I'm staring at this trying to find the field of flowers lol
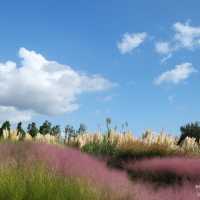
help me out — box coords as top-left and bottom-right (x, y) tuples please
(0, 126), (200, 199)
(0, 142), (134, 200)
(75, 129), (200, 199)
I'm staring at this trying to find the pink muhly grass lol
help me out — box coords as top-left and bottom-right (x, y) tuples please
(0, 142), (198, 200)
(22, 142), (134, 198)
(0, 142), (20, 166)
(127, 157), (200, 179)
(0, 142), (134, 199)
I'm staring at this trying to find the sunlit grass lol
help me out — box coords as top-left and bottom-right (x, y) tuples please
(0, 142), (133, 200)
(0, 165), (102, 200)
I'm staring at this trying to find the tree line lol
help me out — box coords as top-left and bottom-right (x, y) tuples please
(0, 120), (87, 141)
(1, 118), (200, 145)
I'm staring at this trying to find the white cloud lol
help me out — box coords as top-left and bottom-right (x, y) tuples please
(0, 106), (32, 123)
(155, 21), (200, 59)
(0, 48), (115, 122)
(155, 42), (172, 55)
(173, 21), (200, 49)
(160, 54), (172, 64)
(154, 63), (197, 85)
(117, 32), (147, 54)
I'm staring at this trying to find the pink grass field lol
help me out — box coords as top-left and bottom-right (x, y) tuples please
(0, 142), (199, 200)
(127, 157), (200, 179)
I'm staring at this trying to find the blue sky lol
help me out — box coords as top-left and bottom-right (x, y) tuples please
(0, 0), (199, 136)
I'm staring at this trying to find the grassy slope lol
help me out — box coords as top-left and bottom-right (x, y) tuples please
(0, 166), (102, 200)
(0, 141), (132, 200)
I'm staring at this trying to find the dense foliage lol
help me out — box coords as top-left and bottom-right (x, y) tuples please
(178, 122), (200, 145)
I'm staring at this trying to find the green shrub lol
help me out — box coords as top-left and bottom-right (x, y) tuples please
(178, 122), (200, 145)
(107, 142), (179, 169)
(82, 135), (117, 157)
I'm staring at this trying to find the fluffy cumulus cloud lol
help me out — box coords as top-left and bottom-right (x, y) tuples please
(0, 106), (32, 123)
(0, 48), (115, 122)
(173, 21), (200, 49)
(155, 21), (200, 64)
(117, 32), (147, 54)
(154, 62), (197, 85)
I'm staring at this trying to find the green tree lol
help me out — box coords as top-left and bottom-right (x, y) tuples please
(1, 121), (11, 132)
(70, 127), (77, 140)
(17, 122), (26, 138)
(27, 122), (38, 138)
(77, 123), (87, 135)
(39, 120), (52, 135)
(178, 122), (200, 145)
(0, 121), (11, 138)
(64, 125), (76, 142)
(51, 125), (61, 136)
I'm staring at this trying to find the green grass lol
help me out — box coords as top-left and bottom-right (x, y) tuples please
(81, 135), (117, 157)
(82, 140), (184, 169)
(0, 165), (106, 200)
